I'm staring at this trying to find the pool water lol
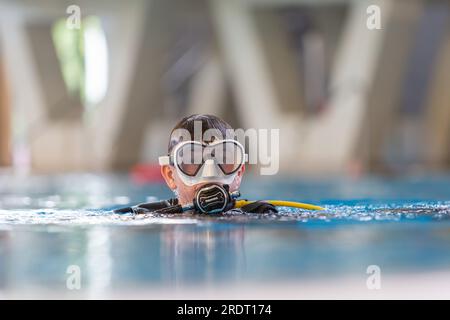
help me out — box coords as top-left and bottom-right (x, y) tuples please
(1, 173), (450, 296)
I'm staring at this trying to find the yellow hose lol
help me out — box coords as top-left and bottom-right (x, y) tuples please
(235, 200), (324, 211)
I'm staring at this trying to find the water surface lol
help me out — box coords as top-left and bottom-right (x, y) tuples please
(1, 173), (450, 293)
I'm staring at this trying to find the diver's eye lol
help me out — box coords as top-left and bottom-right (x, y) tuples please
(176, 143), (204, 176)
(210, 141), (244, 174)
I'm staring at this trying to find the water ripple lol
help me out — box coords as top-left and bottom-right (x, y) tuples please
(0, 202), (449, 226)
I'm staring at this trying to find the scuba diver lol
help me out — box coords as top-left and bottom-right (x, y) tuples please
(115, 114), (323, 215)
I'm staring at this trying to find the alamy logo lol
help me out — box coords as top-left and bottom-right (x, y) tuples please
(366, 5), (382, 30)
(66, 5), (81, 30)
(66, 265), (81, 290)
(366, 265), (381, 290)
(170, 121), (280, 175)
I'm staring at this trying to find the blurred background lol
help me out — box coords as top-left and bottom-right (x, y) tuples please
(0, 0), (449, 178)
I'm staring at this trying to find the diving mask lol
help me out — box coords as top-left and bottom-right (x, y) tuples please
(158, 139), (248, 186)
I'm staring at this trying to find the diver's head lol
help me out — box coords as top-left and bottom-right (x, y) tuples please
(159, 114), (246, 206)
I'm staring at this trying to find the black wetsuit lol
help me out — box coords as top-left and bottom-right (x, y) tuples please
(114, 198), (278, 214)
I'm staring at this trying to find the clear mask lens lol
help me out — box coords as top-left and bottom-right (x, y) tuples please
(208, 141), (244, 175)
(176, 143), (203, 176)
(175, 141), (244, 177)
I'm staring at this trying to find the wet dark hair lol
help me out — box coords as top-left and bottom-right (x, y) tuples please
(168, 114), (233, 153)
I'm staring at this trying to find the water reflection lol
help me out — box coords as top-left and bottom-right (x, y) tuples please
(0, 224), (249, 291)
(159, 226), (246, 285)
(1, 220), (450, 292)
(87, 227), (112, 295)
(2, 174), (450, 292)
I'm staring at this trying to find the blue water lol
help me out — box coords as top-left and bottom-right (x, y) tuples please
(1, 173), (450, 291)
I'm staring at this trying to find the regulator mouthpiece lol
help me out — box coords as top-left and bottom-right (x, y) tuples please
(192, 183), (240, 214)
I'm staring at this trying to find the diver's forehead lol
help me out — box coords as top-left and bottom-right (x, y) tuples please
(170, 127), (235, 143)
(170, 136), (219, 148)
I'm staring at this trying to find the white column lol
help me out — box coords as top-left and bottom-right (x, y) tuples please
(425, 25), (450, 169)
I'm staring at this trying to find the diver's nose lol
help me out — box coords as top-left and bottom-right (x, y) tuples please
(200, 159), (221, 177)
